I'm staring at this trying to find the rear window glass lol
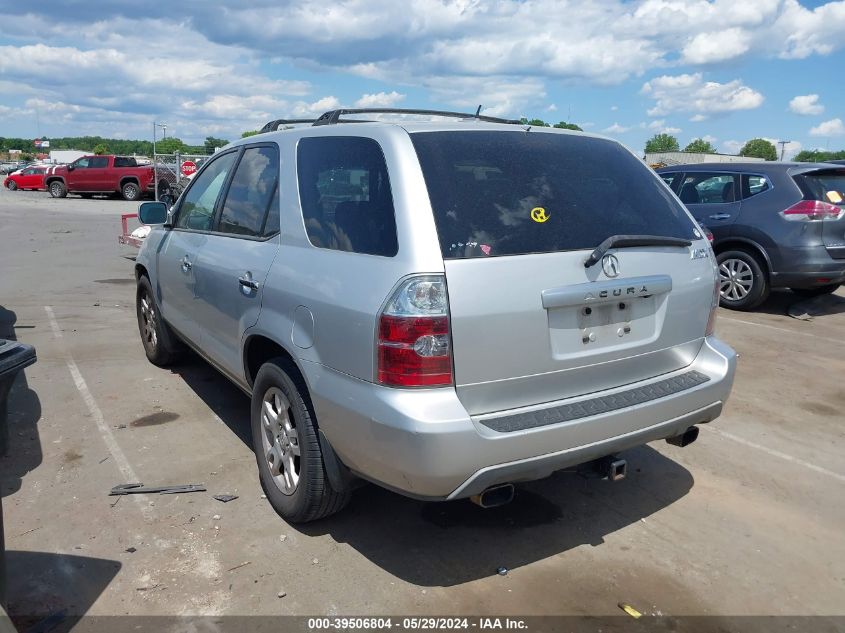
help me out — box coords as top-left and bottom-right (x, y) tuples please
(794, 170), (845, 206)
(297, 136), (398, 257)
(410, 131), (697, 259)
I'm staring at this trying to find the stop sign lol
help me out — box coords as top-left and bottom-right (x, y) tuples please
(180, 160), (197, 177)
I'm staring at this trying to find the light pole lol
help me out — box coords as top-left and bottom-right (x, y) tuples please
(778, 140), (791, 161)
(153, 122), (167, 199)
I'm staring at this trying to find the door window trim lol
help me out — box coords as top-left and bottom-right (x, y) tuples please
(170, 142), (281, 242)
(678, 172), (741, 205)
(211, 142), (281, 241)
(741, 173), (775, 200)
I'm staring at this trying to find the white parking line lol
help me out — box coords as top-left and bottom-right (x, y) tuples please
(704, 426), (845, 484)
(45, 305), (152, 519)
(719, 315), (845, 347)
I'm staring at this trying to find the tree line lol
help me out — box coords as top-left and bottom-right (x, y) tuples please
(4, 127), (841, 163)
(644, 133), (844, 162)
(0, 135), (230, 158)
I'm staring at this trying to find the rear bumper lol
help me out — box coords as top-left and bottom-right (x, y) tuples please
(770, 268), (845, 288)
(306, 336), (736, 500)
(770, 245), (845, 288)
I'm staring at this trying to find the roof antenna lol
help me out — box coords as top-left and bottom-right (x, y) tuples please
(475, 105), (482, 118)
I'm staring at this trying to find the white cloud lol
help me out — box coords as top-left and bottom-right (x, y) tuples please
(546, 104), (558, 112)
(0, 1), (844, 137)
(642, 73), (764, 117)
(603, 123), (631, 134)
(809, 118), (845, 137)
(354, 91), (405, 108)
(789, 94), (824, 115)
(610, 105), (619, 111)
(721, 140), (744, 155)
(647, 119), (682, 134)
(682, 28), (751, 64)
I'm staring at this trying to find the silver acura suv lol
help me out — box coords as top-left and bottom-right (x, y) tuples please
(135, 108), (736, 523)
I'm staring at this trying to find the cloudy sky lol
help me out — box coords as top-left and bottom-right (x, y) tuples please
(0, 0), (843, 157)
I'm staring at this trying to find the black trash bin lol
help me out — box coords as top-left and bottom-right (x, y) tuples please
(0, 338), (37, 609)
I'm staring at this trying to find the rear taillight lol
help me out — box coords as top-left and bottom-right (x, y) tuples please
(377, 275), (453, 387)
(781, 200), (844, 221)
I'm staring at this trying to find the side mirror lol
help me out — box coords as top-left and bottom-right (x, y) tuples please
(138, 201), (168, 225)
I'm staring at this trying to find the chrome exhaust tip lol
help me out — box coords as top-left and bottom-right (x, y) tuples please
(470, 483), (515, 508)
(666, 426), (700, 448)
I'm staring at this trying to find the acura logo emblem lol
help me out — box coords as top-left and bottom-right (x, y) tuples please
(601, 254), (620, 278)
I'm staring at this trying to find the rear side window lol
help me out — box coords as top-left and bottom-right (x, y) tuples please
(89, 156), (109, 168)
(660, 172), (679, 187)
(114, 156), (137, 167)
(741, 174), (770, 199)
(793, 169), (845, 205)
(218, 146), (280, 237)
(297, 136), (398, 257)
(411, 131), (697, 258)
(678, 173), (736, 205)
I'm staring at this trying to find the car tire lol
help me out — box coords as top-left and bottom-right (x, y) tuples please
(251, 358), (350, 523)
(6, 181), (16, 191)
(136, 275), (182, 366)
(48, 181), (67, 198)
(122, 181), (141, 201)
(791, 284), (840, 298)
(716, 249), (770, 311)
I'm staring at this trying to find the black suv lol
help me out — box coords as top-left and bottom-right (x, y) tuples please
(657, 163), (845, 310)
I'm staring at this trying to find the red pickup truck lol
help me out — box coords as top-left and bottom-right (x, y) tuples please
(44, 155), (156, 201)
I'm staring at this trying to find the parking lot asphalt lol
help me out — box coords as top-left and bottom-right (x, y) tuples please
(1, 182), (844, 622)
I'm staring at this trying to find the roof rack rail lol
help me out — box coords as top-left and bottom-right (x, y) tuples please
(310, 108), (521, 126)
(259, 118), (318, 133)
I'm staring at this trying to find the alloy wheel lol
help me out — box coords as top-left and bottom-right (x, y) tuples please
(139, 292), (158, 350)
(719, 258), (754, 301)
(260, 387), (300, 495)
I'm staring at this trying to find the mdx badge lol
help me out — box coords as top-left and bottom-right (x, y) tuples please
(601, 254), (620, 278)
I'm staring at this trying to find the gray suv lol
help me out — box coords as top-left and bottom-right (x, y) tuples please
(135, 108), (736, 522)
(657, 163), (845, 310)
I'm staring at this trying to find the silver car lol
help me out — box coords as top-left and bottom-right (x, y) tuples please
(135, 109), (736, 523)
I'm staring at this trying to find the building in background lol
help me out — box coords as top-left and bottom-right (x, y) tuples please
(646, 152), (765, 168)
(48, 150), (87, 164)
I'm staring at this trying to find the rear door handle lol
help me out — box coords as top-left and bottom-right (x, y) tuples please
(238, 275), (259, 290)
(708, 213), (731, 220)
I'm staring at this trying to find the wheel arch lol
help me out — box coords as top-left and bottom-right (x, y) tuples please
(243, 335), (308, 393)
(120, 176), (140, 189)
(44, 175), (65, 186)
(713, 238), (772, 277)
(135, 263), (150, 280)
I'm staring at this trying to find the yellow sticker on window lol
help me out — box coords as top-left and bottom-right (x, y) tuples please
(826, 190), (843, 204)
(530, 207), (550, 223)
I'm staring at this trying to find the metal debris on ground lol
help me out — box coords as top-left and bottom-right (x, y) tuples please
(618, 602), (642, 618)
(213, 494), (238, 503)
(109, 483), (206, 495)
(226, 561), (251, 573)
(496, 567), (508, 576)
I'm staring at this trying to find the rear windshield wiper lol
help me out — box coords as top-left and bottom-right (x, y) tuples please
(584, 234), (692, 268)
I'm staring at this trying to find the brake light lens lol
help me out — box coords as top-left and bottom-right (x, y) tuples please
(377, 276), (453, 387)
(781, 200), (844, 221)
